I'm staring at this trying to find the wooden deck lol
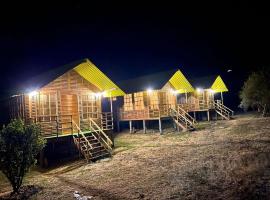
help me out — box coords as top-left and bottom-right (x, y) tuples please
(118, 101), (233, 121)
(29, 112), (113, 138)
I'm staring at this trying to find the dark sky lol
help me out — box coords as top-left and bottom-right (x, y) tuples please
(0, 1), (270, 122)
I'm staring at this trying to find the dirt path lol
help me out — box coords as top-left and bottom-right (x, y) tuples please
(1, 114), (270, 199)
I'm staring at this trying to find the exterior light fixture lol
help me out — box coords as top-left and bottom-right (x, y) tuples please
(95, 91), (107, 98)
(95, 92), (102, 97)
(209, 89), (215, 94)
(147, 88), (153, 93)
(28, 91), (38, 97)
(196, 88), (203, 93)
(170, 89), (178, 95)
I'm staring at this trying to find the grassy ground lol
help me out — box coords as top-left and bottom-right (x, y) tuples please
(1, 113), (270, 199)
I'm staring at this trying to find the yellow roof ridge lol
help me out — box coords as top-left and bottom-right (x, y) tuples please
(211, 75), (228, 92)
(169, 69), (195, 93)
(74, 59), (126, 97)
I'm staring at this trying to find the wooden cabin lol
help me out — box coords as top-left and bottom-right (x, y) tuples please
(9, 59), (126, 162)
(116, 71), (234, 133)
(9, 59), (125, 138)
(116, 69), (196, 133)
(178, 75), (233, 120)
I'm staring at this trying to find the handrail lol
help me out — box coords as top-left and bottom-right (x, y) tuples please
(215, 100), (234, 114)
(177, 105), (197, 125)
(213, 101), (230, 115)
(88, 118), (113, 151)
(170, 107), (193, 129)
(72, 120), (94, 151)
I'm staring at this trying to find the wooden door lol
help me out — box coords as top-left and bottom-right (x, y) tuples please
(60, 94), (79, 134)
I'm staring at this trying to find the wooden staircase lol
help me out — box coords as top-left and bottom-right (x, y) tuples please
(170, 105), (197, 132)
(213, 100), (234, 120)
(72, 119), (113, 162)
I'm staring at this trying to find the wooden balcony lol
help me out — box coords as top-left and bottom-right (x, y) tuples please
(118, 101), (217, 121)
(29, 112), (114, 138)
(118, 104), (175, 121)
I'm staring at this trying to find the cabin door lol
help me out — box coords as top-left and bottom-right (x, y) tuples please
(60, 93), (79, 134)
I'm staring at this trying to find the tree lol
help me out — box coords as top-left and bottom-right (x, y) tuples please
(240, 69), (270, 116)
(0, 119), (46, 193)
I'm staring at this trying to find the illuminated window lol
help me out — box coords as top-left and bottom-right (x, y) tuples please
(33, 92), (57, 121)
(134, 92), (144, 110)
(124, 94), (133, 111)
(149, 91), (159, 109)
(81, 94), (98, 119)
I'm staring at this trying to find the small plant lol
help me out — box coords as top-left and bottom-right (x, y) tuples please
(0, 119), (46, 193)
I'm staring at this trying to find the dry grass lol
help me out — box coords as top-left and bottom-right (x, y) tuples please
(1, 114), (270, 199)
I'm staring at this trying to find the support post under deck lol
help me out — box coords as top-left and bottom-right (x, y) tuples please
(143, 120), (146, 133)
(129, 120), (132, 133)
(159, 118), (162, 134)
(207, 110), (210, 121)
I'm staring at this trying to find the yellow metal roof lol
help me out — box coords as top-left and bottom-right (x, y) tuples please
(169, 70), (195, 93)
(211, 75), (228, 92)
(74, 59), (125, 97)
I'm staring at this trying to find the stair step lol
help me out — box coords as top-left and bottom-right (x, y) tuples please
(91, 152), (111, 161)
(91, 149), (108, 155)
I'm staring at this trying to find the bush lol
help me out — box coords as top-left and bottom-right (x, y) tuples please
(240, 69), (270, 116)
(0, 119), (46, 193)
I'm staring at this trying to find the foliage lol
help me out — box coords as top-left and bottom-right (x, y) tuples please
(0, 119), (46, 193)
(239, 69), (270, 116)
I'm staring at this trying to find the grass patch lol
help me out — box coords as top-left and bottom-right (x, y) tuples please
(195, 122), (210, 130)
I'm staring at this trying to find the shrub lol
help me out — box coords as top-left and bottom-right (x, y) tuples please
(0, 119), (46, 193)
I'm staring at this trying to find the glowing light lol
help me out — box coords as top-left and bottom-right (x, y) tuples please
(170, 89), (178, 95)
(147, 88), (153, 93)
(196, 88), (203, 93)
(209, 89), (215, 94)
(28, 91), (38, 97)
(95, 91), (107, 98)
(95, 92), (102, 97)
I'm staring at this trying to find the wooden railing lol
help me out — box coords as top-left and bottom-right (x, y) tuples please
(72, 120), (94, 161)
(119, 104), (176, 120)
(213, 100), (233, 120)
(29, 115), (73, 138)
(88, 118), (113, 152)
(169, 107), (195, 131)
(177, 105), (197, 125)
(100, 112), (113, 130)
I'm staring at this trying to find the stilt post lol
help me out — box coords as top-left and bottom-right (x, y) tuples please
(129, 120), (132, 133)
(143, 120), (146, 133)
(159, 118), (162, 134)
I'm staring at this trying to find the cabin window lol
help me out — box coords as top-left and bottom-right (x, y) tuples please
(134, 92), (144, 110)
(81, 94), (98, 119)
(149, 91), (159, 109)
(33, 93), (57, 121)
(124, 94), (133, 111)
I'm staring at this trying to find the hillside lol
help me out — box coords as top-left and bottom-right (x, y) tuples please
(1, 114), (270, 199)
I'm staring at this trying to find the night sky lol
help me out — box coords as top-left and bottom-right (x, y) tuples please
(0, 2), (269, 124)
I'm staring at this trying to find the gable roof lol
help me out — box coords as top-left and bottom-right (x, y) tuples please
(190, 75), (228, 92)
(117, 69), (194, 94)
(168, 70), (194, 93)
(211, 75), (228, 92)
(18, 59), (125, 97)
